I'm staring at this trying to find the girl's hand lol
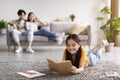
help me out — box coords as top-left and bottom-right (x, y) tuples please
(68, 66), (84, 74)
(68, 66), (77, 74)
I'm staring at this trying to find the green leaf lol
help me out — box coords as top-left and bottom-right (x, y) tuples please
(0, 19), (7, 29)
(96, 17), (104, 21)
(100, 6), (112, 14)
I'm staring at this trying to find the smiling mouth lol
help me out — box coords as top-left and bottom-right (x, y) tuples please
(69, 50), (75, 53)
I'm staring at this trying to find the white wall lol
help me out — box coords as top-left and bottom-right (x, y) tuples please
(0, 0), (110, 45)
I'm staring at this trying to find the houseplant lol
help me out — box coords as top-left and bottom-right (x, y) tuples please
(69, 14), (75, 21)
(112, 17), (120, 46)
(0, 19), (7, 34)
(96, 6), (118, 52)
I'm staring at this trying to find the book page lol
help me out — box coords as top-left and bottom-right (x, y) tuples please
(46, 58), (58, 72)
(57, 61), (72, 75)
(47, 58), (72, 75)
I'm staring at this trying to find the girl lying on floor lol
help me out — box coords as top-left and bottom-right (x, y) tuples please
(49, 34), (108, 74)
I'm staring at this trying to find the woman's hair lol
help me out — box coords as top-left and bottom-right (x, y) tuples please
(65, 34), (82, 68)
(27, 12), (35, 22)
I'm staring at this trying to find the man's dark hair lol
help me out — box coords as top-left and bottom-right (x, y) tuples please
(17, 9), (26, 15)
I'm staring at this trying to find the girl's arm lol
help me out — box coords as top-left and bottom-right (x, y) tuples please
(69, 62), (85, 73)
(76, 61), (85, 73)
(74, 47), (88, 73)
(69, 47), (87, 74)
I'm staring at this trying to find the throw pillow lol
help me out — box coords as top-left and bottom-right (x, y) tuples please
(67, 24), (87, 35)
(54, 18), (62, 22)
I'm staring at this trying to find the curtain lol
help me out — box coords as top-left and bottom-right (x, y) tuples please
(111, 0), (119, 18)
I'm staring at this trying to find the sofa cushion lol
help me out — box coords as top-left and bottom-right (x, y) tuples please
(67, 24), (87, 35)
(62, 35), (88, 41)
(19, 36), (49, 42)
(33, 36), (49, 41)
(20, 36), (27, 41)
(50, 22), (76, 33)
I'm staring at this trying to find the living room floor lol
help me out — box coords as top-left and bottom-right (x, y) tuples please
(0, 45), (120, 65)
(0, 34), (120, 65)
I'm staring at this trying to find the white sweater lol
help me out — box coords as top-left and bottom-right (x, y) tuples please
(26, 22), (38, 32)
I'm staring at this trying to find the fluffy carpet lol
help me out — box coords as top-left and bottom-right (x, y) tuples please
(0, 61), (120, 80)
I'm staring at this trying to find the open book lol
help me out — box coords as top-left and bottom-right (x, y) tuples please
(46, 58), (72, 75)
(17, 70), (46, 78)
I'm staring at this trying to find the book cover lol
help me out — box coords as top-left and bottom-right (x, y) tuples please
(47, 58), (72, 75)
(17, 70), (46, 78)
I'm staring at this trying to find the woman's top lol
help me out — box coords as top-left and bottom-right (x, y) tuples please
(26, 21), (50, 31)
(25, 22), (38, 32)
(62, 47), (89, 67)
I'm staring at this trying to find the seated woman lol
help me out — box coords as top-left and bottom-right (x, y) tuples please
(49, 34), (108, 74)
(26, 12), (65, 45)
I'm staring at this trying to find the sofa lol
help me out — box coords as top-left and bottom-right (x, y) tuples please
(6, 22), (91, 51)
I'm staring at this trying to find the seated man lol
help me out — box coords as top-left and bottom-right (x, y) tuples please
(9, 9), (34, 53)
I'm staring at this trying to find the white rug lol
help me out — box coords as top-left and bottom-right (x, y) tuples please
(0, 61), (120, 80)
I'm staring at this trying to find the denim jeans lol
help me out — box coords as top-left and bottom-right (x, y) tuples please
(34, 28), (57, 41)
(87, 49), (102, 66)
(12, 29), (34, 42)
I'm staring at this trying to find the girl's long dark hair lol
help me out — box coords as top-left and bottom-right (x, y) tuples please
(65, 34), (82, 68)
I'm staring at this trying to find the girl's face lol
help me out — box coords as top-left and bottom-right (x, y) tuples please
(29, 13), (35, 22)
(66, 39), (80, 55)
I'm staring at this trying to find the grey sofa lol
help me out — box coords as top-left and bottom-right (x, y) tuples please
(6, 22), (91, 51)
